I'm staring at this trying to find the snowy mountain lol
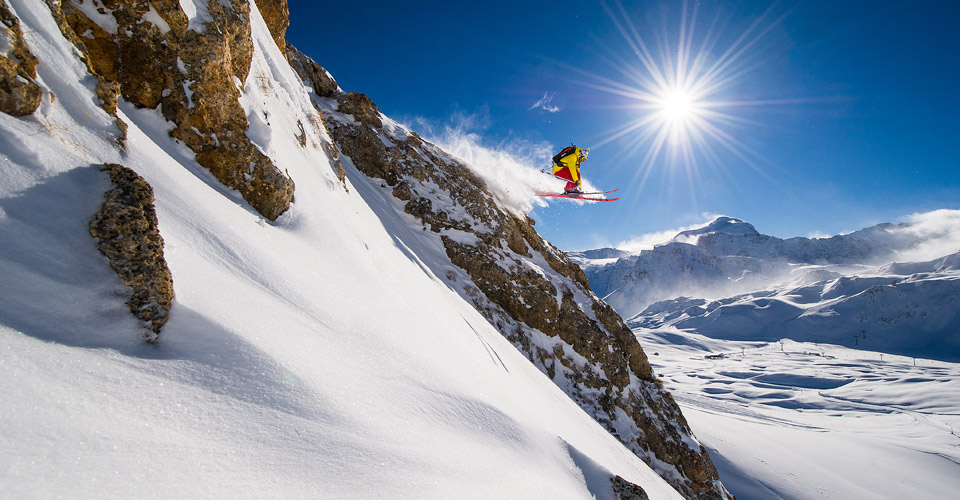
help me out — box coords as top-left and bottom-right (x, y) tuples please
(579, 216), (960, 499)
(0, 1), (730, 499)
(635, 252), (960, 361)
(581, 215), (960, 319)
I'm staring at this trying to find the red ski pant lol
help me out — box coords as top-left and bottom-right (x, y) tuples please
(553, 166), (579, 192)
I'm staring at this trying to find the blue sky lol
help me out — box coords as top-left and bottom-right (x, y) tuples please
(286, 0), (959, 251)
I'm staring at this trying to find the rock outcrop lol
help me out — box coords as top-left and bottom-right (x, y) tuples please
(317, 85), (730, 499)
(613, 475), (652, 500)
(89, 163), (174, 341)
(57, 0), (294, 220)
(0, 0), (42, 116)
(256, 0), (288, 50)
(285, 42), (341, 99)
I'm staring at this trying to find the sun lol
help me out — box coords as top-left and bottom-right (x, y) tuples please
(570, 0), (792, 194)
(659, 89), (696, 123)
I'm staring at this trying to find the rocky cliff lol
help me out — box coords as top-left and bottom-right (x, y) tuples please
(89, 163), (174, 341)
(0, 0), (42, 115)
(295, 55), (730, 500)
(60, 0), (294, 221)
(2, 1), (730, 497)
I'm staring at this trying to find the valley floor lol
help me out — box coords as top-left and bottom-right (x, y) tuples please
(635, 328), (960, 500)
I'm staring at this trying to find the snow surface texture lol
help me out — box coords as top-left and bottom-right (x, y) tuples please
(0, 1), (681, 498)
(636, 330), (960, 500)
(578, 217), (960, 498)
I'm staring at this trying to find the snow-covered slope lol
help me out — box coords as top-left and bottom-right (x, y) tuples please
(0, 1), (685, 498)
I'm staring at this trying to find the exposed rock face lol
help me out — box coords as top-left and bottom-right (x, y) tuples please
(613, 475), (651, 500)
(256, 0), (288, 50)
(316, 85), (730, 499)
(58, 0), (294, 220)
(0, 0), (42, 116)
(89, 163), (174, 341)
(285, 42), (341, 98)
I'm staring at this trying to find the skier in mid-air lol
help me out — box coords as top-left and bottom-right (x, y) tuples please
(551, 145), (589, 195)
(538, 144), (618, 201)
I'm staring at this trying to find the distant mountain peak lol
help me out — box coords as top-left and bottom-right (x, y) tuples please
(674, 216), (759, 241)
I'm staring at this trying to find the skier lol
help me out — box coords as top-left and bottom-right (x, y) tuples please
(551, 145), (589, 195)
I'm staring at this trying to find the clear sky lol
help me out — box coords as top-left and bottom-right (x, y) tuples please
(286, 0), (960, 251)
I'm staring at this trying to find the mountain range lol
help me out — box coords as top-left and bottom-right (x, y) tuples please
(576, 215), (960, 360)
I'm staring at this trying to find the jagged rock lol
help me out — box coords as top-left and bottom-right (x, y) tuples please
(256, 0), (288, 50)
(323, 86), (732, 499)
(0, 55), (41, 116)
(93, 78), (121, 115)
(38, 0), (126, 146)
(285, 42), (341, 98)
(59, 0), (294, 221)
(336, 91), (382, 128)
(612, 475), (651, 500)
(89, 163), (174, 341)
(0, 0), (42, 116)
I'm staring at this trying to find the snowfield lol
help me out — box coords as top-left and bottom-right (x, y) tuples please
(636, 329), (960, 500)
(3, 0), (958, 498)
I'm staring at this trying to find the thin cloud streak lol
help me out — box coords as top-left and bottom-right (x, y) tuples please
(529, 92), (561, 113)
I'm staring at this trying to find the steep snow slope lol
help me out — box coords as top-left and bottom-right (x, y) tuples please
(0, 1), (682, 498)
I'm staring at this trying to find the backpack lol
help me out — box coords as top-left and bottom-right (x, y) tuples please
(552, 145), (578, 165)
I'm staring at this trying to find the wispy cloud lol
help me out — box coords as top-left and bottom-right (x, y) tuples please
(616, 213), (723, 253)
(529, 92), (560, 113)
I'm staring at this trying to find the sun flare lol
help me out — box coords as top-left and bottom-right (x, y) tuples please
(575, 0), (791, 195)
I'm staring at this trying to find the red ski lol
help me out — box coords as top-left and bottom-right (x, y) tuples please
(536, 192), (620, 202)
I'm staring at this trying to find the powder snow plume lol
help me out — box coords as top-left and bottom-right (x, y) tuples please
(890, 209), (960, 262)
(406, 113), (600, 215)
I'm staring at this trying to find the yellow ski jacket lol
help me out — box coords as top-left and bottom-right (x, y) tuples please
(552, 146), (586, 184)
